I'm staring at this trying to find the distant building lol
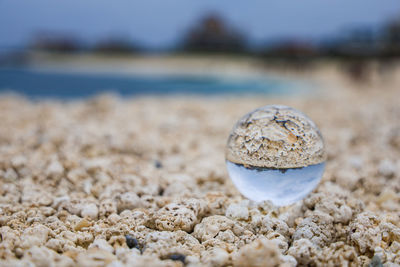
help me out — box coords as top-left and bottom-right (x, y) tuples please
(182, 14), (246, 53)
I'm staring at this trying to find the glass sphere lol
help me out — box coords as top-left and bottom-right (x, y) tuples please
(225, 105), (326, 206)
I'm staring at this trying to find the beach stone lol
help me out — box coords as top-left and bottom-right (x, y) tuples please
(4, 168), (18, 181)
(88, 239), (114, 253)
(11, 155), (27, 168)
(152, 203), (198, 232)
(75, 248), (116, 267)
(348, 155), (363, 170)
(116, 192), (141, 212)
(53, 196), (70, 209)
(99, 199), (117, 217)
(23, 246), (74, 267)
(125, 235), (140, 250)
(81, 203), (98, 219)
(193, 215), (236, 242)
(308, 193), (353, 224)
(226, 201), (249, 220)
(201, 247), (230, 266)
(46, 159), (64, 178)
(74, 218), (91, 231)
(46, 238), (65, 253)
(349, 212), (382, 254)
(378, 159), (396, 178)
(261, 214), (290, 237)
(143, 230), (204, 257)
(20, 225), (51, 249)
(294, 211), (335, 248)
(233, 238), (281, 267)
(287, 239), (317, 266)
(204, 192), (230, 215)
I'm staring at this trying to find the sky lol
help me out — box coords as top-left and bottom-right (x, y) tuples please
(1, 0), (399, 50)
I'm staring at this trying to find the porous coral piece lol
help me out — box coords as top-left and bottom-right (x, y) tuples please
(287, 238), (318, 266)
(225, 201), (250, 221)
(204, 192), (230, 216)
(304, 193), (353, 224)
(151, 203), (198, 232)
(349, 212), (382, 254)
(200, 247), (230, 266)
(143, 230), (204, 258)
(75, 248), (117, 267)
(20, 225), (52, 249)
(115, 192), (141, 213)
(150, 199), (207, 233)
(293, 211), (334, 248)
(233, 238), (282, 267)
(23, 246), (74, 267)
(315, 241), (359, 266)
(193, 215), (243, 242)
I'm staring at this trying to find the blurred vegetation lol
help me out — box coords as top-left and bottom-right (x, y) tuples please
(28, 34), (139, 55)
(29, 33), (81, 53)
(180, 14), (246, 54)
(1, 12), (399, 69)
(91, 38), (139, 55)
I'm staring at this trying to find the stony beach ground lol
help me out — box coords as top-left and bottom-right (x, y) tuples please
(0, 59), (400, 266)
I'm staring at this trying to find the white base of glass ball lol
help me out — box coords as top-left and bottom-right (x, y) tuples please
(226, 161), (325, 206)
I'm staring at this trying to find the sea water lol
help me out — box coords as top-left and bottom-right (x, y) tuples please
(0, 68), (310, 99)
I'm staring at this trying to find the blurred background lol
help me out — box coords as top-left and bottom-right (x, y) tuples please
(1, 0), (400, 98)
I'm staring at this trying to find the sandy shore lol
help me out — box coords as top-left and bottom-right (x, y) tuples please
(0, 60), (399, 266)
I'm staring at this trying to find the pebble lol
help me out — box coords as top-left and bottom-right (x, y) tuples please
(88, 239), (114, 253)
(378, 159), (396, 178)
(125, 235), (141, 251)
(233, 238), (281, 267)
(225, 201), (249, 220)
(81, 203), (99, 220)
(167, 253), (186, 263)
(74, 218), (91, 231)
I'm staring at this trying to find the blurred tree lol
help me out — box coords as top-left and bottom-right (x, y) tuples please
(30, 33), (80, 53)
(260, 40), (318, 60)
(181, 14), (246, 53)
(382, 17), (400, 57)
(322, 27), (380, 59)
